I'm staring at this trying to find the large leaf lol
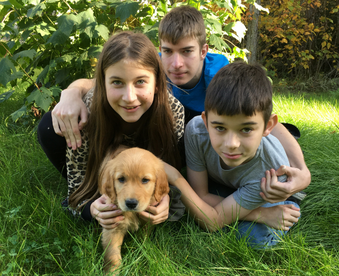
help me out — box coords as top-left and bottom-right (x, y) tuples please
(205, 17), (222, 35)
(27, 3), (46, 18)
(8, 0), (23, 8)
(88, 45), (103, 58)
(209, 34), (230, 52)
(115, 1), (140, 23)
(10, 105), (27, 122)
(77, 9), (96, 33)
(0, 57), (16, 87)
(47, 14), (77, 45)
(0, 90), (14, 103)
(58, 14), (78, 36)
(94, 24), (109, 40)
(27, 87), (53, 112)
(13, 49), (37, 61)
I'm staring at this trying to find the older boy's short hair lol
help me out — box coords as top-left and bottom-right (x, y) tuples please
(205, 62), (273, 125)
(159, 5), (206, 49)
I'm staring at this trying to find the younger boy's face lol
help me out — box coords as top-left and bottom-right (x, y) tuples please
(202, 111), (273, 169)
(160, 37), (208, 88)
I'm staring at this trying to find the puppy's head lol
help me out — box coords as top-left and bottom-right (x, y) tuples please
(99, 148), (169, 212)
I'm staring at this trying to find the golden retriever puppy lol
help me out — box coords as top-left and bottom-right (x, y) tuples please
(98, 147), (169, 273)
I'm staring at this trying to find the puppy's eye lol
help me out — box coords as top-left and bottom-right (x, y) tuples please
(141, 178), (150, 184)
(118, 177), (126, 183)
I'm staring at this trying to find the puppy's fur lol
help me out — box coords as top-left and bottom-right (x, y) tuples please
(98, 147), (169, 273)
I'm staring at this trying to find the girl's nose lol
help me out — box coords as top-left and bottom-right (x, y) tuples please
(122, 84), (137, 102)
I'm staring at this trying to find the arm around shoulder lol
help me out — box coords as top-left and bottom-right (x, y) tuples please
(51, 78), (95, 150)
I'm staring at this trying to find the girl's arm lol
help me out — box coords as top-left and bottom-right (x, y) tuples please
(52, 78), (95, 150)
(165, 164), (252, 231)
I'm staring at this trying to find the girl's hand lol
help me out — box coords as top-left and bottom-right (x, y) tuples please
(139, 194), (170, 225)
(260, 167), (306, 203)
(90, 195), (124, 229)
(259, 204), (300, 231)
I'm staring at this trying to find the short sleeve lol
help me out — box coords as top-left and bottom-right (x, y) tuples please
(184, 118), (207, 172)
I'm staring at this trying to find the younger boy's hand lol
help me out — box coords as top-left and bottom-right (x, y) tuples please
(260, 204), (300, 231)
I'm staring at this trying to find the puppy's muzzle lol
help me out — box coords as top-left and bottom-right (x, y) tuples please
(125, 198), (139, 210)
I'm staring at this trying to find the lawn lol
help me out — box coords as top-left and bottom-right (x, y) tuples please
(1, 85), (339, 275)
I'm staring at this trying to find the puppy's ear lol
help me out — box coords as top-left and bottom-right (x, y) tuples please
(98, 160), (116, 203)
(154, 162), (170, 202)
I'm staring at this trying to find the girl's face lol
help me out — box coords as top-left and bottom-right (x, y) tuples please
(105, 59), (156, 124)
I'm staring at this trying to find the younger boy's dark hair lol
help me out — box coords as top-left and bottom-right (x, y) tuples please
(205, 62), (273, 126)
(159, 5), (206, 49)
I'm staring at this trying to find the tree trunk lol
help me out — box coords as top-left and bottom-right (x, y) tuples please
(246, 0), (261, 64)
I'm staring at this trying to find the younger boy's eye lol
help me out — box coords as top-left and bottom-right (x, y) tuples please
(215, 126), (225, 132)
(242, 128), (252, 134)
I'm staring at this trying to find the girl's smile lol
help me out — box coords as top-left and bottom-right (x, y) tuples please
(105, 59), (156, 124)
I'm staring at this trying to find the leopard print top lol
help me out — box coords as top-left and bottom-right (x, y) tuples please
(65, 88), (185, 218)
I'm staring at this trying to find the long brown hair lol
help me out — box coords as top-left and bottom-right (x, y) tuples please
(69, 31), (181, 208)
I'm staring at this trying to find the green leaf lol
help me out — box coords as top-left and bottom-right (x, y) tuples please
(55, 67), (71, 84)
(77, 9), (96, 31)
(36, 22), (51, 37)
(27, 3), (46, 18)
(88, 45), (103, 58)
(49, 86), (62, 98)
(205, 18), (222, 35)
(94, 24), (109, 40)
(58, 14), (78, 36)
(0, 57), (16, 86)
(115, 1), (140, 23)
(13, 49), (37, 61)
(224, 22), (235, 35)
(10, 105), (27, 122)
(27, 87), (53, 112)
(209, 34), (229, 51)
(0, 90), (14, 103)
(46, 30), (69, 45)
(8, 0), (23, 8)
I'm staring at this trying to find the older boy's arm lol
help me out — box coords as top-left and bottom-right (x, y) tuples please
(266, 122), (311, 202)
(52, 78), (95, 150)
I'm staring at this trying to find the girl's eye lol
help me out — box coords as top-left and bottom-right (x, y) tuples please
(112, 80), (123, 85)
(242, 128), (252, 134)
(141, 178), (149, 184)
(136, 80), (146, 85)
(118, 177), (125, 183)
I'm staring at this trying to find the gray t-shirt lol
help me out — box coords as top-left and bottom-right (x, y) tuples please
(185, 116), (289, 210)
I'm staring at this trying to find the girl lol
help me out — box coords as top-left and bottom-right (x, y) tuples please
(44, 31), (185, 228)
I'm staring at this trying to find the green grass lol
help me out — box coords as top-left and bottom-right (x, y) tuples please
(1, 87), (339, 275)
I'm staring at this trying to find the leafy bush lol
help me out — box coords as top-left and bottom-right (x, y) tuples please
(0, 0), (255, 124)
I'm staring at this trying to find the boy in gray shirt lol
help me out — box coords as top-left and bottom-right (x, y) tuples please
(164, 62), (301, 247)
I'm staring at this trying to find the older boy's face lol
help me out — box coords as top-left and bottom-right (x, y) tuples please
(202, 111), (270, 169)
(160, 37), (208, 88)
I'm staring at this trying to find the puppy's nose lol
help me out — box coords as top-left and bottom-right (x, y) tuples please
(125, 198), (138, 210)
